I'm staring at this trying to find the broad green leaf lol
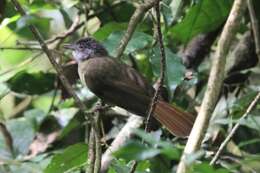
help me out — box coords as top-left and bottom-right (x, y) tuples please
(16, 15), (51, 30)
(150, 46), (185, 91)
(103, 31), (153, 57)
(113, 141), (160, 161)
(44, 143), (87, 173)
(93, 22), (128, 41)
(7, 14), (51, 38)
(7, 71), (55, 95)
(169, 0), (233, 43)
(6, 118), (36, 155)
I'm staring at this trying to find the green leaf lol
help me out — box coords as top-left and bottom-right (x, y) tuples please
(169, 0), (232, 43)
(7, 71), (55, 95)
(103, 31), (153, 57)
(44, 143), (87, 173)
(133, 129), (181, 160)
(113, 141), (160, 161)
(6, 117), (36, 155)
(150, 46), (185, 91)
(190, 162), (230, 173)
(162, 0), (183, 26)
(24, 109), (47, 131)
(16, 14), (51, 30)
(58, 111), (84, 139)
(93, 22), (128, 41)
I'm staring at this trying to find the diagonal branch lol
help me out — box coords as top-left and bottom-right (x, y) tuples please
(115, 0), (156, 59)
(10, 0), (92, 121)
(210, 92), (260, 165)
(177, 0), (247, 173)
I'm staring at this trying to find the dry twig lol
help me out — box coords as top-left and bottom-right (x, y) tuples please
(177, 1), (247, 173)
(86, 127), (95, 173)
(145, 0), (166, 131)
(210, 92), (260, 165)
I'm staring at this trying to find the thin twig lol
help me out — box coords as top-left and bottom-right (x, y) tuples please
(94, 113), (102, 173)
(210, 92), (260, 165)
(0, 52), (42, 77)
(115, 0), (156, 59)
(0, 46), (41, 50)
(247, 0), (260, 61)
(129, 1), (164, 172)
(46, 15), (83, 44)
(145, 0), (166, 133)
(176, 1), (247, 173)
(10, 0), (92, 120)
(86, 127), (95, 173)
(129, 160), (138, 173)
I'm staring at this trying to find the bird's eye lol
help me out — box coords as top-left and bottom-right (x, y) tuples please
(79, 45), (84, 49)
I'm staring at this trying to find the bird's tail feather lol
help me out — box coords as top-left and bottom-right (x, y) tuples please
(153, 101), (195, 137)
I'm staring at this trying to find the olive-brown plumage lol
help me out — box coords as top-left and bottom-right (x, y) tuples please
(65, 37), (195, 137)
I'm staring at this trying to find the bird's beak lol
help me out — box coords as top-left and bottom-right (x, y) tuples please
(63, 43), (76, 50)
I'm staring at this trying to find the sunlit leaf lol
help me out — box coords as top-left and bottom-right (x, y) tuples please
(103, 31), (153, 57)
(169, 0), (232, 43)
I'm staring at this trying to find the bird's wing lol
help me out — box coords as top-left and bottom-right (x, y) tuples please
(100, 77), (151, 116)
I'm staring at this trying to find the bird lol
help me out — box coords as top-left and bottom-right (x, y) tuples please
(64, 37), (195, 137)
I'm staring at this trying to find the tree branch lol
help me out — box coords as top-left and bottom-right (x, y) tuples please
(86, 127), (95, 173)
(177, 1), (247, 173)
(115, 0), (156, 59)
(145, 0), (166, 134)
(10, 0), (92, 121)
(100, 115), (143, 173)
(210, 92), (260, 165)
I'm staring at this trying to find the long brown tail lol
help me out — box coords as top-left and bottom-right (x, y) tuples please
(153, 101), (195, 137)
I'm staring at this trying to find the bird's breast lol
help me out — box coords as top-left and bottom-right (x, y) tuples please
(78, 57), (120, 94)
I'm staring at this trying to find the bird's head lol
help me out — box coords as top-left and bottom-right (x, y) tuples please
(64, 37), (108, 62)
